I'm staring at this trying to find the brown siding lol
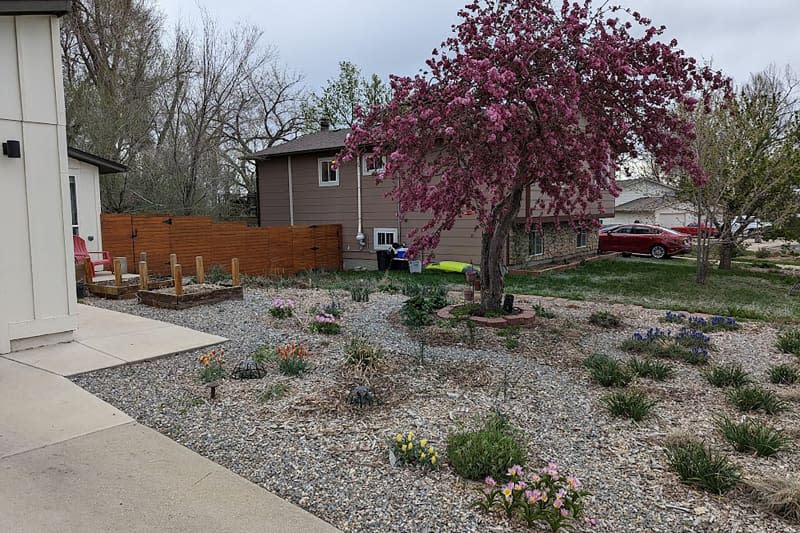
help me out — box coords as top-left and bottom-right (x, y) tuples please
(258, 158), (290, 226)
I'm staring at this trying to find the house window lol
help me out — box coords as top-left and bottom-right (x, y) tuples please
(373, 228), (398, 250)
(529, 230), (544, 256)
(362, 154), (385, 175)
(576, 228), (588, 248)
(318, 158), (339, 187)
(69, 176), (79, 235)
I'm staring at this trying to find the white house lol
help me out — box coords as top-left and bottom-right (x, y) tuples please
(607, 178), (694, 227)
(0, 1), (76, 353)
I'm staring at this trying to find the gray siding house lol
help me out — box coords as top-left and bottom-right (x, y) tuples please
(250, 125), (615, 270)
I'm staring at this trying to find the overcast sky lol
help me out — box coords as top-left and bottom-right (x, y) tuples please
(156, 0), (799, 93)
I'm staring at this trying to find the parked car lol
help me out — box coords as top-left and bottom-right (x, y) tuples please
(599, 224), (691, 259)
(670, 222), (719, 237)
(731, 217), (772, 237)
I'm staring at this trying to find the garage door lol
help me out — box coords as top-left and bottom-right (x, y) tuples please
(657, 212), (688, 227)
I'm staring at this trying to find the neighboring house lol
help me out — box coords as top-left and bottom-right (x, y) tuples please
(67, 147), (127, 254)
(0, 1), (76, 353)
(607, 178), (694, 227)
(250, 122), (615, 270)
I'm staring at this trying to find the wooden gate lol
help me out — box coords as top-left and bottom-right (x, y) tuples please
(100, 214), (342, 276)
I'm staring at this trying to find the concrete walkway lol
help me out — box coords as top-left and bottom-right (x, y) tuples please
(0, 305), (339, 533)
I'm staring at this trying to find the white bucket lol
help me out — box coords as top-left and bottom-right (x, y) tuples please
(409, 260), (422, 274)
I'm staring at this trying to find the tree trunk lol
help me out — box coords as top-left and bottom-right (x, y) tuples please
(480, 186), (524, 312)
(718, 224), (734, 270)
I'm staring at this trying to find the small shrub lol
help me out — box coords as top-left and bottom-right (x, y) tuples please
(276, 343), (309, 376)
(197, 348), (225, 383)
(204, 263), (229, 284)
(344, 336), (384, 369)
(727, 385), (788, 415)
(400, 295), (436, 327)
(259, 382), (291, 402)
(627, 358), (674, 381)
(402, 283), (449, 308)
(665, 438), (740, 494)
(778, 329), (800, 356)
(268, 297), (294, 319)
(350, 285), (371, 302)
(533, 304), (556, 319)
(601, 390), (656, 421)
(704, 364), (751, 388)
(447, 414), (527, 481)
(585, 356), (632, 387)
(390, 431), (439, 469)
(717, 416), (791, 457)
(744, 477), (800, 523)
(589, 310), (621, 328)
(472, 463), (593, 531)
(309, 313), (341, 335)
(769, 364), (799, 385)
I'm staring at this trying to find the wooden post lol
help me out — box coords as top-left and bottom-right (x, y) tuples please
(174, 264), (183, 296)
(196, 256), (205, 285)
(139, 261), (149, 290)
(231, 258), (240, 287)
(169, 253), (177, 279)
(113, 258), (123, 287)
(83, 258), (94, 284)
(139, 252), (147, 267)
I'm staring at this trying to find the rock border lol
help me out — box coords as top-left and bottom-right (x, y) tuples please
(436, 303), (536, 327)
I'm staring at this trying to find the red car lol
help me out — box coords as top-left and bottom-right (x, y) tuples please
(670, 222), (719, 237)
(599, 224), (691, 259)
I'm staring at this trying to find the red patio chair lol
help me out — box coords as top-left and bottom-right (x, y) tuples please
(72, 235), (112, 271)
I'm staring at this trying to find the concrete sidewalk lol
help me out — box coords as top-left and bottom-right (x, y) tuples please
(0, 306), (339, 533)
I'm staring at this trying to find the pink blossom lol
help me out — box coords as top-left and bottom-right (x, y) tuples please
(484, 476), (496, 487)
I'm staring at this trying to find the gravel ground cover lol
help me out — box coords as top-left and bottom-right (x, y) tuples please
(74, 287), (800, 532)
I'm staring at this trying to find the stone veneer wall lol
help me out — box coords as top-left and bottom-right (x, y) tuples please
(509, 222), (599, 268)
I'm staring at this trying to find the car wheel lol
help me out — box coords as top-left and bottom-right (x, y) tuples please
(650, 245), (667, 259)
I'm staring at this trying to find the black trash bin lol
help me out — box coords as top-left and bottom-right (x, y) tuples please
(376, 250), (393, 271)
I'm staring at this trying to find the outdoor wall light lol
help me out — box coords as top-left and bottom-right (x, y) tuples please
(2, 140), (21, 158)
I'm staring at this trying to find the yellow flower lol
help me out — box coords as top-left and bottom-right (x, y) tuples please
(420, 452), (426, 460)
(395, 433), (403, 443)
(407, 431), (414, 440)
(408, 442), (413, 449)
(420, 439), (428, 447)
(431, 455), (437, 465)
(401, 444), (407, 452)
(428, 446), (434, 454)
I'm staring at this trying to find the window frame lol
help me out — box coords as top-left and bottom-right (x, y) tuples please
(529, 230), (544, 256)
(373, 227), (398, 251)
(317, 157), (340, 187)
(68, 175), (79, 235)
(361, 154), (386, 175)
(576, 227), (588, 248)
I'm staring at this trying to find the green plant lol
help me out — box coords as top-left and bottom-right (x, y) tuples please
(504, 337), (520, 350)
(755, 248), (771, 259)
(252, 345), (276, 364)
(309, 313), (341, 334)
(350, 285), (371, 302)
(587, 356), (632, 387)
(390, 431), (439, 469)
(400, 295), (435, 327)
(665, 438), (740, 494)
(344, 335), (384, 369)
(769, 364), (799, 385)
(726, 385), (788, 415)
(197, 348), (225, 383)
(472, 463), (593, 531)
(276, 343), (309, 376)
(583, 352), (613, 370)
(601, 390), (656, 421)
(205, 263), (229, 284)
(627, 357), (674, 381)
(589, 310), (621, 328)
(717, 416), (791, 457)
(447, 414), (527, 481)
(268, 297), (295, 318)
(704, 364), (751, 388)
(259, 382), (292, 402)
(533, 304), (556, 319)
(465, 318), (477, 346)
(778, 329), (800, 355)
(322, 291), (343, 317)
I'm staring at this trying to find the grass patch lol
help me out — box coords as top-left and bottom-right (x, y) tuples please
(704, 364), (751, 388)
(665, 438), (740, 494)
(744, 477), (800, 523)
(769, 364), (799, 385)
(446, 414), (527, 481)
(532, 304), (557, 319)
(583, 354), (632, 387)
(717, 416), (791, 457)
(726, 385), (789, 415)
(589, 310), (622, 328)
(601, 390), (656, 421)
(343, 335), (384, 370)
(627, 358), (675, 381)
(778, 329), (800, 355)
(259, 382), (292, 402)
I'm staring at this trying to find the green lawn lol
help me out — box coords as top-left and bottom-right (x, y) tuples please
(263, 257), (800, 322)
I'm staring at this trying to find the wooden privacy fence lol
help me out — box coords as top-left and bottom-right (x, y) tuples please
(100, 214), (342, 276)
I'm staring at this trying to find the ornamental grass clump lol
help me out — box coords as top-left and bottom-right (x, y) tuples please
(665, 438), (740, 494)
(583, 354), (632, 387)
(589, 310), (621, 328)
(447, 414), (527, 481)
(601, 390), (656, 421)
(268, 297), (294, 319)
(744, 477), (800, 523)
(769, 364), (799, 385)
(309, 313), (341, 335)
(197, 348), (225, 383)
(390, 431), (439, 469)
(344, 335), (383, 370)
(276, 343), (309, 376)
(727, 385), (789, 415)
(627, 357), (674, 381)
(717, 416), (791, 457)
(473, 463), (594, 532)
(777, 329), (800, 356)
(704, 363), (751, 388)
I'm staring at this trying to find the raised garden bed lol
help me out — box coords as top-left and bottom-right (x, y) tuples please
(88, 276), (174, 300)
(436, 303), (536, 327)
(138, 284), (243, 309)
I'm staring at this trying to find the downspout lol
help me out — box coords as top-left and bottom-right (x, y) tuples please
(356, 153), (365, 247)
(287, 155), (294, 226)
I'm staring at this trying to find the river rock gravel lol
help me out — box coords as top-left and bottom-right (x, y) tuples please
(73, 287), (800, 533)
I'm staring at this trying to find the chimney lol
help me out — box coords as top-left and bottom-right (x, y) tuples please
(319, 116), (331, 131)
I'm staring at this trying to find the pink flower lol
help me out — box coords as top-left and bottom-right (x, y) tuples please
(507, 464), (524, 478)
(553, 498), (563, 509)
(560, 508), (570, 517)
(584, 517), (598, 526)
(484, 476), (496, 487)
(566, 475), (580, 490)
(527, 489), (543, 503)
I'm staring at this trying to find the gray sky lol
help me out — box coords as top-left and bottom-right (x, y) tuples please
(156, 0), (799, 92)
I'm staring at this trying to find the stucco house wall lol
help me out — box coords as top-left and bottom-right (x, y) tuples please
(0, 12), (76, 353)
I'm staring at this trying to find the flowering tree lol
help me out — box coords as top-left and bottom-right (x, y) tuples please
(340, 0), (729, 311)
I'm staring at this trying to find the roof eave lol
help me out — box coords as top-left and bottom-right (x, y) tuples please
(68, 147), (128, 174)
(0, 1), (71, 16)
